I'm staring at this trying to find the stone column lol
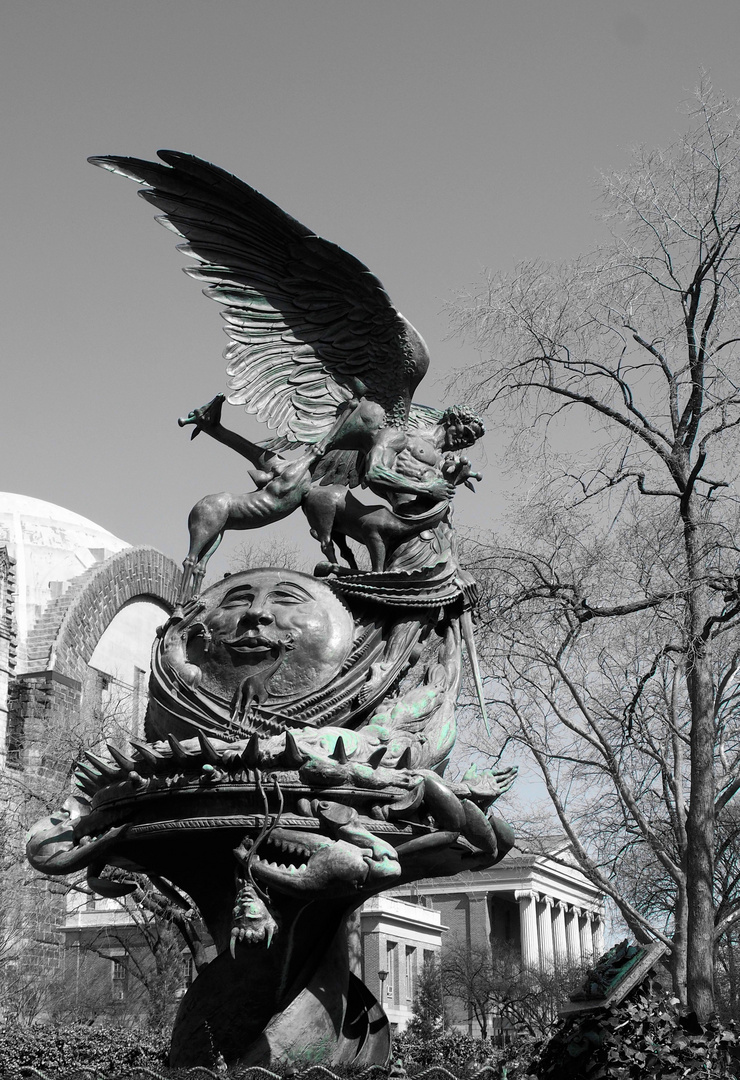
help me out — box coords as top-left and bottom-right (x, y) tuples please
(592, 912), (605, 960)
(565, 905), (582, 967)
(579, 910), (594, 965)
(537, 896), (555, 972)
(515, 890), (539, 971)
(552, 900), (568, 969)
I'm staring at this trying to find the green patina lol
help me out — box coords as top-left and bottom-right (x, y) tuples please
(283, 1032), (334, 1066)
(572, 940), (643, 1002)
(436, 721), (452, 751)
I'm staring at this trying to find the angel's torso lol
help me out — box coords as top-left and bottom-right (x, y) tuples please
(368, 427), (446, 511)
(394, 435), (443, 480)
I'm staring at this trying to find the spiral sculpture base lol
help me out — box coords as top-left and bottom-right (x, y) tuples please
(27, 569), (516, 1067)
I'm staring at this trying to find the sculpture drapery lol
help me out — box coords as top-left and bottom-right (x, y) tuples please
(27, 152), (516, 1068)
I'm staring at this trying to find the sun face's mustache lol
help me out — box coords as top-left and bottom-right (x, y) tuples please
(221, 629), (295, 652)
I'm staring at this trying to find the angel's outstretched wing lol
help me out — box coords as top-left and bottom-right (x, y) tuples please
(89, 151), (430, 444)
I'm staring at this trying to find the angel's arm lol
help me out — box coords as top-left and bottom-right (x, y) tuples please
(364, 429), (454, 501)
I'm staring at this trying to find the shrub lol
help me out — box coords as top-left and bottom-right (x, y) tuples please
(406, 957), (444, 1042)
(393, 1028), (538, 1076)
(0, 1020), (168, 1079)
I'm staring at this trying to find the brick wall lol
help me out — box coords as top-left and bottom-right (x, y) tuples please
(22, 876), (70, 982)
(25, 546), (179, 681)
(431, 891), (491, 954)
(8, 546), (180, 997)
(8, 669), (82, 775)
(362, 921), (381, 990)
(11, 546), (179, 765)
(425, 891), (491, 1034)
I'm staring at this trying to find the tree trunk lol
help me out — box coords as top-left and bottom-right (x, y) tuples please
(728, 929), (738, 1018)
(683, 511), (716, 1020)
(670, 881), (689, 1005)
(478, 1008), (487, 1041)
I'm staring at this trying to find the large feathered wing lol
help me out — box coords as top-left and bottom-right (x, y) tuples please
(89, 150), (430, 444)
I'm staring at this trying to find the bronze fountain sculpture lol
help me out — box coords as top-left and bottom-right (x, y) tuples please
(27, 152), (516, 1068)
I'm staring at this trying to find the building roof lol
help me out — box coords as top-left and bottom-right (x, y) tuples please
(0, 493), (127, 551)
(0, 493), (129, 664)
(391, 837), (604, 914)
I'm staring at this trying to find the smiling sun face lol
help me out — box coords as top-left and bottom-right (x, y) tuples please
(190, 568), (355, 705)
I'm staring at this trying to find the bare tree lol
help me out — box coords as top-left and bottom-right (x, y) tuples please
(447, 77), (740, 1020)
(441, 939), (581, 1039)
(5, 684), (210, 1023)
(228, 537), (306, 573)
(0, 795), (52, 1023)
(66, 891), (193, 1028)
(442, 940), (505, 1039)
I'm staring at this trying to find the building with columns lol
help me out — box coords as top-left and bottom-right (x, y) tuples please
(374, 837), (604, 1035)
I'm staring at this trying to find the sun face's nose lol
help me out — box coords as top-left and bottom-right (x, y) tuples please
(238, 598), (275, 628)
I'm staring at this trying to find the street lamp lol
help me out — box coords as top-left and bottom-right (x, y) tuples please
(377, 968), (388, 1001)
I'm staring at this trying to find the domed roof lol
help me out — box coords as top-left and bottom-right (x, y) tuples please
(0, 492), (129, 660)
(0, 493), (128, 547)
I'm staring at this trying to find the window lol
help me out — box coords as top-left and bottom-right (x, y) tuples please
(405, 947), (417, 1002)
(386, 941), (397, 1002)
(111, 957), (127, 1000)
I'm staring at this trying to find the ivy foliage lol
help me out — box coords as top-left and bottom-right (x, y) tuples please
(535, 981), (739, 1079)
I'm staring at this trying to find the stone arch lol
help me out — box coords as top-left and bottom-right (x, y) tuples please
(24, 546), (180, 683)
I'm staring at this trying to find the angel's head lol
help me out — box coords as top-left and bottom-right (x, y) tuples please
(440, 405), (485, 451)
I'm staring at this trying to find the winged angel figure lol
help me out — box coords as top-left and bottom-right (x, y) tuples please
(89, 151), (485, 602)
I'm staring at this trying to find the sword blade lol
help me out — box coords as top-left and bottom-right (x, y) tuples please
(460, 608), (491, 738)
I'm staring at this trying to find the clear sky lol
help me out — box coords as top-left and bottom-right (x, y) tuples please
(4, 0), (740, 572)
